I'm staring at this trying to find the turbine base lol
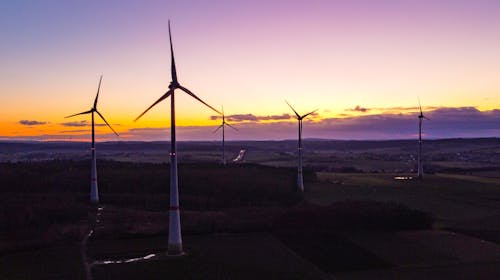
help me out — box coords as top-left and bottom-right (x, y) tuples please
(167, 243), (184, 256)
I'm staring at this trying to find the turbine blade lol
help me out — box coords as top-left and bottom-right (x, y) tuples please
(302, 108), (319, 119)
(134, 90), (173, 121)
(221, 105), (225, 122)
(178, 85), (221, 114)
(424, 116), (431, 121)
(95, 110), (119, 136)
(65, 110), (93, 118)
(285, 100), (300, 118)
(93, 75), (103, 109)
(213, 125), (223, 133)
(225, 122), (238, 131)
(418, 97), (423, 115)
(169, 20), (178, 84)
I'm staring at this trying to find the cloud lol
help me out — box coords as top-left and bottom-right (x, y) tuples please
(424, 107), (500, 131)
(344, 105), (444, 115)
(61, 121), (88, 127)
(210, 113), (293, 122)
(377, 105), (441, 114)
(7, 107), (500, 141)
(314, 107), (500, 139)
(19, 120), (47, 126)
(126, 127), (170, 139)
(227, 107), (499, 140)
(60, 120), (106, 127)
(99, 107), (500, 141)
(347, 105), (370, 113)
(59, 129), (89, 133)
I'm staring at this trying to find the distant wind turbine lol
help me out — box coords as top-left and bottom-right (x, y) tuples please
(417, 98), (430, 179)
(286, 101), (317, 192)
(134, 21), (220, 256)
(65, 75), (119, 204)
(214, 106), (238, 165)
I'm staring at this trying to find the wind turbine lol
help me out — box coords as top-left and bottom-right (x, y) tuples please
(286, 101), (317, 192)
(134, 21), (220, 255)
(65, 75), (119, 204)
(417, 98), (430, 179)
(213, 106), (238, 165)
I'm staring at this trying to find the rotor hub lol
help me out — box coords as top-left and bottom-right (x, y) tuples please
(169, 81), (179, 89)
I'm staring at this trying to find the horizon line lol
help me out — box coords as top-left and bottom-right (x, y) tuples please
(1, 136), (498, 144)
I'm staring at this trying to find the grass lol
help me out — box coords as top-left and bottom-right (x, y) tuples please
(273, 230), (391, 273)
(0, 245), (86, 280)
(90, 233), (329, 280)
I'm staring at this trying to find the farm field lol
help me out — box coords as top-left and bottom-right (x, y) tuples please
(308, 172), (500, 233)
(0, 139), (499, 279)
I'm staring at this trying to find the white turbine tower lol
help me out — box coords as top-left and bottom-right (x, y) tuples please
(134, 21), (220, 255)
(65, 76), (119, 204)
(417, 98), (430, 179)
(214, 106), (238, 165)
(286, 101), (317, 192)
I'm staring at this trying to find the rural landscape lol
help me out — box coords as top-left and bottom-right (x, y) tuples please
(1, 0), (500, 279)
(1, 138), (499, 279)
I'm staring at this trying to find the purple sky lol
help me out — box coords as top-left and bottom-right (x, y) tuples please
(1, 0), (499, 141)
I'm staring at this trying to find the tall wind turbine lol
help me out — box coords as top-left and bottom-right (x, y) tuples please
(65, 75), (119, 204)
(134, 21), (220, 255)
(417, 98), (430, 179)
(286, 101), (317, 192)
(214, 106), (238, 165)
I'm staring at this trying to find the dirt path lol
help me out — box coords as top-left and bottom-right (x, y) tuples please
(80, 205), (103, 280)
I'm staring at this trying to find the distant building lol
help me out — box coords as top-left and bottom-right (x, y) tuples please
(233, 149), (247, 163)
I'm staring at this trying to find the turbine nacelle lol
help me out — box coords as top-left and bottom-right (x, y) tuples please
(285, 100), (318, 121)
(417, 97), (430, 120)
(169, 81), (180, 90)
(418, 112), (430, 120)
(214, 106), (238, 133)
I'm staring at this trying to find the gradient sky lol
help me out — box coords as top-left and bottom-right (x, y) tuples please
(1, 0), (499, 141)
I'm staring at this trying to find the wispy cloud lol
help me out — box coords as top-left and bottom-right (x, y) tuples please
(60, 120), (106, 127)
(19, 120), (47, 126)
(210, 113), (293, 122)
(61, 121), (88, 127)
(59, 129), (89, 133)
(374, 106), (441, 114)
(347, 105), (370, 113)
(344, 105), (445, 115)
(126, 127), (169, 139)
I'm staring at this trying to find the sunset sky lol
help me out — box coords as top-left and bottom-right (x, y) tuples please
(1, 0), (499, 141)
